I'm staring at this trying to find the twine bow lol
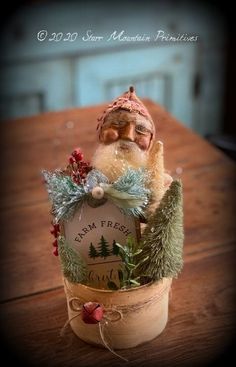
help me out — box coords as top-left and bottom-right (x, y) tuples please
(61, 278), (172, 362)
(61, 296), (128, 362)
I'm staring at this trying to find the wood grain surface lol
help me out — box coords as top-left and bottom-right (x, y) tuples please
(0, 100), (235, 366)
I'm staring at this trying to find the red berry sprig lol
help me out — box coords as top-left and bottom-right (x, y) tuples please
(68, 148), (92, 184)
(50, 222), (60, 256)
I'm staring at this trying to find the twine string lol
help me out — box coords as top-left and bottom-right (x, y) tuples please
(98, 322), (128, 362)
(60, 300), (127, 362)
(60, 312), (81, 337)
(62, 279), (171, 361)
(65, 279), (171, 315)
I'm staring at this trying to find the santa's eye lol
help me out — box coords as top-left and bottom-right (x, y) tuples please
(135, 125), (152, 135)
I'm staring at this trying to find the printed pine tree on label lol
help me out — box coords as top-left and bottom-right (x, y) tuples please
(112, 240), (120, 256)
(98, 236), (110, 259)
(89, 243), (98, 259)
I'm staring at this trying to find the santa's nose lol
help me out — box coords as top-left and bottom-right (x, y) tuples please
(119, 123), (135, 141)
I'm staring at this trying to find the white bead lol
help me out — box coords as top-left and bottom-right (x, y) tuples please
(91, 186), (104, 200)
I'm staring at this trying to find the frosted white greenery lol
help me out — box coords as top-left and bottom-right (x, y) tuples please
(42, 170), (86, 222)
(102, 168), (150, 217)
(43, 168), (150, 220)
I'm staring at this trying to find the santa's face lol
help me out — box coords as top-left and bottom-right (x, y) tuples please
(99, 110), (153, 151)
(92, 110), (154, 181)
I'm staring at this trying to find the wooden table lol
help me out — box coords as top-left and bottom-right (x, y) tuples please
(0, 101), (235, 366)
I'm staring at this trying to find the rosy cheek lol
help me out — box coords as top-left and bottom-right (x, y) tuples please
(100, 128), (119, 143)
(136, 136), (151, 151)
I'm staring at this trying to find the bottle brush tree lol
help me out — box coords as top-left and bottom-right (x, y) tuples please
(58, 236), (88, 283)
(136, 180), (184, 281)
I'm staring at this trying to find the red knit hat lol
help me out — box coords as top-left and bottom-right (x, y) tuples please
(97, 86), (155, 133)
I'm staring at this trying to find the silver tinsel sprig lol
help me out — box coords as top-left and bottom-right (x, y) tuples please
(113, 168), (150, 200)
(42, 170), (86, 222)
(101, 168), (151, 217)
(85, 169), (109, 192)
(43, 168), (150, 221)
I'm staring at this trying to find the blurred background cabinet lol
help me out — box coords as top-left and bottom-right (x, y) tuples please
(0, 1), (230, 138)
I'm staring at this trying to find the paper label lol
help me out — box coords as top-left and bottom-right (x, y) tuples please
(64, 200), (139, 289)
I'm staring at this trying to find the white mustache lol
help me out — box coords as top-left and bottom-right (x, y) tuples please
(117, 140), (140, 150)
(91, 141), (148, 181)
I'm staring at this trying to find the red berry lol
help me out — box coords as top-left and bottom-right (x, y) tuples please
(72, 148), (83, 162)
(81, 302), (103, 324)
(50, 224), (60, 237)
(69, 156), (75, 164)
(53, 247), (58, 256)
(52, 239), (58, 247)
(50, 228), (57, 237)
(54, 224), (60, 232)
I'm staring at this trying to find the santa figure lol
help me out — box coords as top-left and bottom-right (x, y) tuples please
(92, 86), (173, 216)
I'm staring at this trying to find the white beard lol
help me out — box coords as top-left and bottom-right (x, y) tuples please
(91, 140), (148, 181)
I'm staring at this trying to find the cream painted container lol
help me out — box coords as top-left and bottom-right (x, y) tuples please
(64, 277), (172, 349)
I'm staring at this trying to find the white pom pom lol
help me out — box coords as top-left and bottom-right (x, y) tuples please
(91, 186), (104, 200)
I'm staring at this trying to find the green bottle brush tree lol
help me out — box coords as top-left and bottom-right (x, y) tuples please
(136, 179), (184, 281)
